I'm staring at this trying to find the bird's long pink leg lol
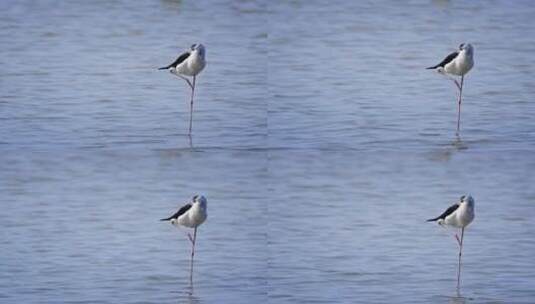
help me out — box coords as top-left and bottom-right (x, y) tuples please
(191, 227), (197, 260)
(189, 228), (197, 284)
(457, 227), (465, 291)
(188, 76), (196, 135)
(456, 75), (464, 135)
(171, 70), (193, 89)
(439, 223), (461, 245)
(170, 70), (195, 134)
(455, 232), (461, 247)
(438, 69), (461, 90)
(454, 79), (461, 91)
(187, 233), (194, 244)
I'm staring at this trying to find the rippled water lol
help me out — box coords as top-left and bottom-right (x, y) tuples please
(1, 0), (535, 303)
(268, 1), (535, 151)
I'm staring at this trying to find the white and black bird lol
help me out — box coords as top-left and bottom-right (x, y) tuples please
(427, 43), (474, 135)
(161, 195), (208, 260)
(159, 43), (206, 135)
(427, 194), (475, 290)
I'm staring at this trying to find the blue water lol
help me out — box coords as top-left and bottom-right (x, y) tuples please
(1, 0), (535, 303)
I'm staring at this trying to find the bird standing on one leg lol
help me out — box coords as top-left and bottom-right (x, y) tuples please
(427, 43), (474, 135)
(427, 195), (475, 291)
(161, 195), (208, 263)
(159, 44), (206, 135)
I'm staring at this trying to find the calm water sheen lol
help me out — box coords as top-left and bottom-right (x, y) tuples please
(1, 0), (535, 303)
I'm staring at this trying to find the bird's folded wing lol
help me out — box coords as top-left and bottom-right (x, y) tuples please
(427, 51), (459, 69)
(159, 52), (190, 70)
(160, 203), (192, 221)
(427, 203), (459, 221)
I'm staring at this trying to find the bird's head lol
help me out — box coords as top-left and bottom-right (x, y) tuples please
(460, 194), (475, 206)
(190, 43), (206, 57)
(459, 43), (473, 54)
(192, 194), (207, 207)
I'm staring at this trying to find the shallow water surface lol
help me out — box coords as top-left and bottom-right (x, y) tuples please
(1, 0), (535, 303)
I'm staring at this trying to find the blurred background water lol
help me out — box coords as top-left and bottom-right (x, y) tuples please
(1, 0), (535, 303)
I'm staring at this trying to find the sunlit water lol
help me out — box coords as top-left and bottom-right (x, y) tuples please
(1, 0), (535, 303)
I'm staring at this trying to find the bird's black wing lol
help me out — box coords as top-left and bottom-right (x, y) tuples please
(426, 51), (459, 69)
(160, 203), (192, 221)
(158, 52), (190, 70)
(427, 203), (459, 222)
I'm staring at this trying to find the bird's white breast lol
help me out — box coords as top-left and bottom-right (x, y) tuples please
(174, 204), (207, 228)
(444, 203), (474, 228)
(176, 52), (206, 76)
(445, 51), (473, 76)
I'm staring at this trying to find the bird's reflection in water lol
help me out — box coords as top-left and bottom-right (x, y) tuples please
(178, 292), (201, 304)
(429, 135), (468, 162)
(188, 134), (193, 149)
(448, 292), (467, 304)
(161, 0), (182, 9)
(179, 262), (200, 304)
(450, 135), (467, 151)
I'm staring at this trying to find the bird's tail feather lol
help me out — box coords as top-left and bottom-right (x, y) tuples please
(160, 217), (172, 221)
(158, 66), (169, 70)
(426, 65), (438, 70)
(426, 217), (439, 222)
